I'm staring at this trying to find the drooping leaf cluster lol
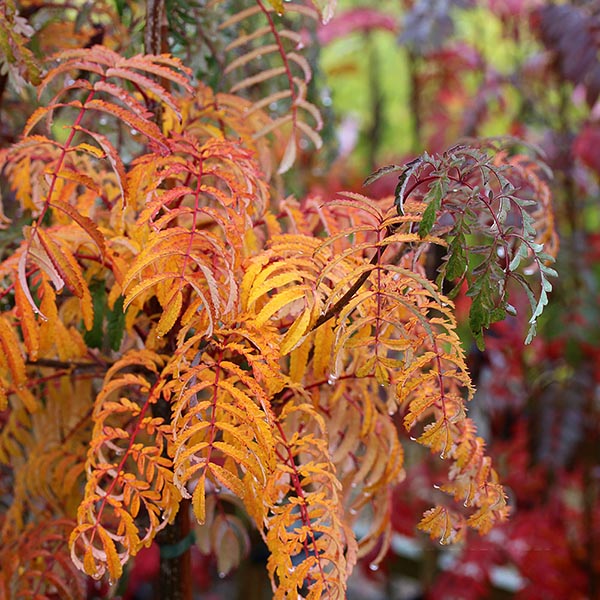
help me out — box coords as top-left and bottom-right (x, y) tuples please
(367, 140), (558, 348)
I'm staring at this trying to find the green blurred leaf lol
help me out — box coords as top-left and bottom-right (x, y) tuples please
(84, 281), (106, 349)
(107, 296), (125, 352)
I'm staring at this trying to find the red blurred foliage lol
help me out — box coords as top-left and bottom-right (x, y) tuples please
(573, 124), (600, 176)
(317, 8), (397, 44)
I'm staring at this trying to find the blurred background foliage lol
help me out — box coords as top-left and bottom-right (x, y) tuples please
(316, 1), (600, 599)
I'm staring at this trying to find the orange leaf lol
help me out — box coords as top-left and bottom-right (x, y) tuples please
(35, 229), (94, 329)
(0, 317), (27, 387)
(418, 506), (464, 545)
(50, 198), (107, 257)
(14, 278), (40, 361)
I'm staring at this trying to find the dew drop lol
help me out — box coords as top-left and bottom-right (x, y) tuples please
(218, 571), (227, 579)
(368, 563), (379, 572)
(130, 128), (138, 136)
(350, 481), (358, 489)
(409, 436), (417, 441)
(349, 507), (357, 515)
(66, 78), (75, 86)
(327, 373), (337, 385)
(433, 484), (440, 490)
(388, 408), (396, 416)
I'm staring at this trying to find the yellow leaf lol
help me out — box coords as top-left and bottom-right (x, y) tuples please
(355, 355), (376, 378)
(280, 308), (312, 355)
(247, 265), (300, 308)
(97, 526), (123, 582)
(374, 360), (390, 386)
(289, 335), (311, 383)
(208, 463), (246, 500)
(73, 142), (105, 158)
(267, 0), (285, 14)
(417, 418), (454, 457)
(192, 474), (207, 524)
(16, 385), (39, 413)
(312, 321), (333, 380)
(83, 545), (96, 577)
(418, 506), (462, 545)
(156, 290), (182, 337)
(255, 287), (306, 327)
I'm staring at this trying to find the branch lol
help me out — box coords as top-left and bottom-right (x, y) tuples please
(26, 358), (109, 372)
(312, 232), (409, 331)
(312, 251), (380, 331)
(144, 0), (165, 55)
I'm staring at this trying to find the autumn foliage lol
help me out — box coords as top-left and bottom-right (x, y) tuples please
(0, 1), (560, 598)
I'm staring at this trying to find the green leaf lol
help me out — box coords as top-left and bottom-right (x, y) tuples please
(490, 307), (506, 323)
(445, 237), (467, 281)
(84, 282), (106, 350)
(363, 164), (403, 187)
(419, 202), (437, 238)
(107, 296), (126, 352)
(418, 178), (445, 238)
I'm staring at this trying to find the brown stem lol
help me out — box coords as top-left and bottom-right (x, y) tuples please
(155, 499), (193, 600)
(145, 0), (165, 55)
(143, 3), (191, 597)
(25, 358), (108, 372)
(153, 395), (193, 600)
(312, 251), (381, 331)
(312, 235), (408, 331)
